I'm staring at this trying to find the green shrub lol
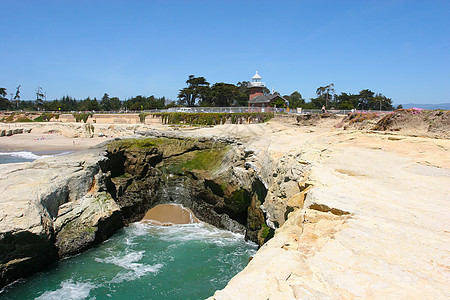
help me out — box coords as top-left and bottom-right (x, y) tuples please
(16, 116), (33, 122)
(152, 112), (273, 126)
(73, 112), (93, 123)
(33, 115), (45, 122)
(5, 113), (15, 122)
(139, 113), (148, 123)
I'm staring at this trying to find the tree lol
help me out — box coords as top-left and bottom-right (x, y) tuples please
(371, 93), (393, 111)
(80, 97), (100, 111)
(178, 75), (210, 106)
(109, 97), (122, 111)
(235, 81), (250, 106)
(289, 91), (305, 108)
(357, 89), (375, 110)
(269, 97), (287, 108)
(335, 92), (359, 109)
(0, 87), (11, 110)
(123, 95), (164, 110)
(14, 85), (21, 109)
(315, 84), (335, 108)
(210, 83), (238, 107)
(100, 93), (112, 111)
(35, 86), (44, 110)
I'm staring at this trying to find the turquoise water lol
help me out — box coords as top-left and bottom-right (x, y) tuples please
(0, 222), (257, 299)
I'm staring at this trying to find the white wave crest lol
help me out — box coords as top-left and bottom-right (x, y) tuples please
(95, 251), (163, 283)
(140, 222), (254, 247)
(35, 280), (95, 300)
(0, 151), (52, 160)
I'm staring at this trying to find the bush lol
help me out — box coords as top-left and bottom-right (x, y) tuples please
(152, 112), (273, 126)
(16, 116), (33, 122)
(346, 112), (380, 124)
(33, 115), (45, 122)
(73, 112), (93, 123)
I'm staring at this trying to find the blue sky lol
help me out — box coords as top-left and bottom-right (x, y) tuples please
(1, 0), (449, 105)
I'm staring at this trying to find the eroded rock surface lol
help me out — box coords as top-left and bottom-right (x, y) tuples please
(0, 146), (114, 287)
(0, 135), (272, 288)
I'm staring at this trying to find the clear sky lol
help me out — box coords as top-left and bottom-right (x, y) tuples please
(1, 0), (449, 105)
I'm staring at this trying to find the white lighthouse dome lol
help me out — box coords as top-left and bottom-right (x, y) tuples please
(252, 71), (262, 80)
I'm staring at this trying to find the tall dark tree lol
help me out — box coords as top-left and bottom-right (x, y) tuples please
(335, 92), (358, 109)
(357, 89), (375, 110)
(333, 90), (393, 110)
(80, 97), (101, 111)
(35, 86), (44, 110)
(316, 84), (335, 108)
(109, 97), (122, 111)
(123, 95), (164, 110)
(178, 75), (210, 106)
(210, 83), (238, 107)
(289, 91), (305, 108)
(14, 85), (21, 109)
(0, 88), (11, 110)
(235, 81), (250, 106)
(100, 93), (112, 111)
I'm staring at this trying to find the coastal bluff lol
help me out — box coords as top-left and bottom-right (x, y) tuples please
(0, 134), (278, 288)
(0, 146), (116, 286)
(1, 116), (449, 298)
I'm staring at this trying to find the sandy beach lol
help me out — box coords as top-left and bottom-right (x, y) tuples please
(141, 204), (199, 225)
(0, 132), (112, 153)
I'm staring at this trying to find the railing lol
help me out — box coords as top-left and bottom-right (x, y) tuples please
(1, 108), (395, 115)
(247, 82), (266, 87)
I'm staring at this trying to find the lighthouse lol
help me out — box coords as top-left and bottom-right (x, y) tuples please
(247, 71), (288, 110)
(248, 71), (266, 100)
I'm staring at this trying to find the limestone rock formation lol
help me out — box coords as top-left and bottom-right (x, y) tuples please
(0, 146), (116, 287)
(0, 134), (273, 288)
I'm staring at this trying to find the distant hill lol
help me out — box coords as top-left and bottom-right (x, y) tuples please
(399, 103), (450, 110)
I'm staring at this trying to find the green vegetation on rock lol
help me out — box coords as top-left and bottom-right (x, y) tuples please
(225, 188), (251, 212)
(259, 223), (274, 243)
(108, 137), (160, 150)
(159, 146), (230, 175)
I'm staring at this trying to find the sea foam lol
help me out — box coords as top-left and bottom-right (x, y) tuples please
(0, 151), (52, 160)
(35, 280), (95, 300)
(95, 251), (163, 283)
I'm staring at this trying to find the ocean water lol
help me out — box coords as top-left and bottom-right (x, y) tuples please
(0, 222), (257, 300)
(0, 151), (69, 164)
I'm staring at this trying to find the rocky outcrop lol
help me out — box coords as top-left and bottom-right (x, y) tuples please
(0, 135), (275, 288)
(0, 146), (118, 287)
(105, 137), (271, 238)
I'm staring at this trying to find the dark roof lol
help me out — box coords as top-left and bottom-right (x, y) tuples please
(248, 93), (288, 104)
(248, 95), (271, 104)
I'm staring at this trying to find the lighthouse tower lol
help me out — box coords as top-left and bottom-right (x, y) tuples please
(248, 71), (266, 100)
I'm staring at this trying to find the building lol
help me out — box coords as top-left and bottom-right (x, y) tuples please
(247, 71), (288, 109)
(248, 71), (265, 101)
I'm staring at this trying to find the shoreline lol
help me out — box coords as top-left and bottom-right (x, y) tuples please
(0, 132), (114, 153)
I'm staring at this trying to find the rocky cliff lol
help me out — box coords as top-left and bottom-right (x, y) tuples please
(0, 135), (276, 288)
